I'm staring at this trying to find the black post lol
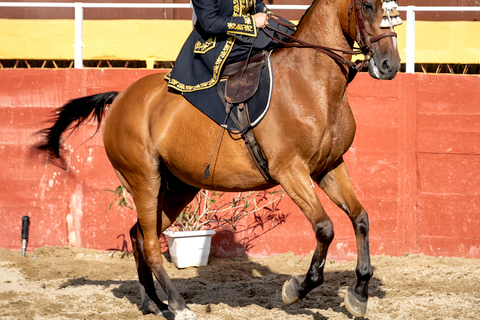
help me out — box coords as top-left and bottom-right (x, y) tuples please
(21, 216), (30, 256)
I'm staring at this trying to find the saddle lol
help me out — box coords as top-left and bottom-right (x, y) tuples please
(215, 50), (275, 183)
(222, 50), (268, 105)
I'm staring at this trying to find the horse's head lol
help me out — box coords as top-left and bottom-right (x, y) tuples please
(342, 0), (402, 80)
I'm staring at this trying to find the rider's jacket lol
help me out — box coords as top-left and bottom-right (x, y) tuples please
(165, 0), (270, 92)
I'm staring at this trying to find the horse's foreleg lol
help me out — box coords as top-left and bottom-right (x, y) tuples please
(318, 159), (372, 317)
(278, 168), (334, 305)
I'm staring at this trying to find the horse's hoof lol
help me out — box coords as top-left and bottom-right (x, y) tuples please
(282, 277), (301, 305)
(173, 308), (196, 320)
(159, 309), (175, 320)
(142, 300), (161, 315)
(344, 287), (367, 317)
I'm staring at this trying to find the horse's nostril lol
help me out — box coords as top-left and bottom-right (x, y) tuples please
(381, 59), (393, 72)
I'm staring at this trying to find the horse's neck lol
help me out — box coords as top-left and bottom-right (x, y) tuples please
(295, 0), (350, 51)
(271, 0), (353, 88)
(270, 0), (352, 96)
(269, 0), (353, 113)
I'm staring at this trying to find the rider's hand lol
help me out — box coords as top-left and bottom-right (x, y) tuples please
(253, 12), (269, 29)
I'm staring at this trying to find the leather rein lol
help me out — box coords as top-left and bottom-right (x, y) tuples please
(266, 0), (397, 70)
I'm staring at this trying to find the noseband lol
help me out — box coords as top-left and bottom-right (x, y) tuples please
(266, 0), (398, 70)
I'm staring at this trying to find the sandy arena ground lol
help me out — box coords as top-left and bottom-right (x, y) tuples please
(0, 246), (479, 320)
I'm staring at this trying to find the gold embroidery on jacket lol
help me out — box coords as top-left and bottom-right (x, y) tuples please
(232, 0), (240, 17)
(226, 14), (256, 36)
(194, 37), (217, 54)
(227, 23), (254, 33)
(238, 0), (251, 14)
(166, 36), (235, 92)
(227, 0), (257, 37)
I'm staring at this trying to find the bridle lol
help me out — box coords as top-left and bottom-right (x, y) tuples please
(349, 0), (397, 62)
(265, 0), (398, 70)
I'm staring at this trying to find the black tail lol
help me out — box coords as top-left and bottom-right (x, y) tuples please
(35, 91), (119, 167)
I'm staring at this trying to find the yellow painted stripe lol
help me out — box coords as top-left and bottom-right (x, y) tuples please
(0, 19), (193, 68)
(413, 21), (480, 64)
(1, 19), (479, 68)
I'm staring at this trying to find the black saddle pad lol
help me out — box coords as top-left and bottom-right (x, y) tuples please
(181, 54), (273, 132)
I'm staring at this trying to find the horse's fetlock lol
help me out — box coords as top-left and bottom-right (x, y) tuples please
(307, 271), (324, 286)
(356, 264), (373, 281)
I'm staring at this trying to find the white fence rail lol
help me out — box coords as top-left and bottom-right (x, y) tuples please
(1, 2), (479, 72)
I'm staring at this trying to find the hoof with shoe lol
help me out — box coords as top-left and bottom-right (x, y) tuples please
(281, 276), (302, 305)
(173, 308), (196, 320)
(344, 287), (367, 317)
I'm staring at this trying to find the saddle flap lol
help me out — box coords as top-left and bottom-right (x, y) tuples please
(225, 56), (266, 104)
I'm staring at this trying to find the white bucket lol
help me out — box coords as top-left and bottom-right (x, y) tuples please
(163, 229), (216, 269)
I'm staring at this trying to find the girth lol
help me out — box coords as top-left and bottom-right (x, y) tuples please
(229, 104), (275, 183)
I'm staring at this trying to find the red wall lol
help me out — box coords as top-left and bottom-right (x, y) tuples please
(1, 69), (479, 260)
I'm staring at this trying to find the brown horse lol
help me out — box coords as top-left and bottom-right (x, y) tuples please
(37, 0), (400, 318)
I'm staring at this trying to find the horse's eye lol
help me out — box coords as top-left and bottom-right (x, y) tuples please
(363, 2), (375, 13)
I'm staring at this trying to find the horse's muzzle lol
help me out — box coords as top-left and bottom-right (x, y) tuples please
(368, 55), (400, 80)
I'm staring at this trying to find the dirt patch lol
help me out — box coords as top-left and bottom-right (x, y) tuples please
(1, 247), (479, 319)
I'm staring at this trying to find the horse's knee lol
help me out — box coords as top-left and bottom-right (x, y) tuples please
(353, 209), (369, 236)
(314, 219), (334, 244)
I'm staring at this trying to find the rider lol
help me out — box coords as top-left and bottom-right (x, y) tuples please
(164, 0), (275, 95)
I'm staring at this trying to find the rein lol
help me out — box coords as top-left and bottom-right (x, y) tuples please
(266, 16), (361, 69)
(265, 0), (398, 70)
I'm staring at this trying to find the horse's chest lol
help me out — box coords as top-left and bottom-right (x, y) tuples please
(307, 109), (356, 171)
(331, 125), (355, 154)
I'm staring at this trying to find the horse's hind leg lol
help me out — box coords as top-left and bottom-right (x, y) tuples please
(129, 221), (172, 317)
(115, 171), (168, 316)
(115, 165), (198, 320)
(318, 159), (373, 317)
(113, 171), (165, 315)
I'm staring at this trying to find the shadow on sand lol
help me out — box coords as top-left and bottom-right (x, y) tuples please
(63, 248), (386, 320)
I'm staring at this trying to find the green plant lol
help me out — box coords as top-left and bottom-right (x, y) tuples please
(106, 185), (136, 212)
(107, 186), (288, 233)
(172, 190), (222, 231)
(107, 186), (290, 254)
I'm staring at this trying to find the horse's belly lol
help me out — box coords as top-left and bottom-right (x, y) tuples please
(151, 98), (273, 191)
